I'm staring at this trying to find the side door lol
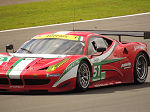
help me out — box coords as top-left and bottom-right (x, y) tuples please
(87, 35), (123, 83)
(87, 35), (108, 82)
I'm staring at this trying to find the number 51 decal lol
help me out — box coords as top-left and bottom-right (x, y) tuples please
(92, 63), (105, 82)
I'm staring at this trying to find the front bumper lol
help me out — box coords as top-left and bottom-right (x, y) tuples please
(0, 77), (76, 92)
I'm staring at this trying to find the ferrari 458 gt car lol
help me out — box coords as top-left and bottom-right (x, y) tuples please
(0, 31), (149, 92)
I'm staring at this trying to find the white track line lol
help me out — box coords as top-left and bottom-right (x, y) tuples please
(0, 12), (150, 33)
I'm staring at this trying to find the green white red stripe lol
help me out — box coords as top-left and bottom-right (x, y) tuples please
(7, 58), (36, 79)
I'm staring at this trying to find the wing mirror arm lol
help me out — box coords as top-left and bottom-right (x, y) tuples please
(90, 47), (106, 58)
(96, 47), (106, 53)
(6, 44), (14, 53)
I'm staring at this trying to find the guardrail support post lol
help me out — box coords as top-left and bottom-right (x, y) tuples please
(119, 35), (121, 42)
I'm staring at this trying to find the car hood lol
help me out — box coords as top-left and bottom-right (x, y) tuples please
(0, 53), (70, 72)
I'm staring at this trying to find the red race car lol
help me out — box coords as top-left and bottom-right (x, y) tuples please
(0, 30), (150, 92)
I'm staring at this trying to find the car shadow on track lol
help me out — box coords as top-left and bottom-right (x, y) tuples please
(0, 82), (150, 95)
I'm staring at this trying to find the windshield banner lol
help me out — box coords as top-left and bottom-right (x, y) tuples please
(34, 34), (84, 41)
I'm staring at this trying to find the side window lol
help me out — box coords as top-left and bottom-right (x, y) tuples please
(103, 38), (113, 47)
(87, 36), (108, 55)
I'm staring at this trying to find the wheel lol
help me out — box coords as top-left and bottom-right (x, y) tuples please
(134, 52), (148, 84)
(76, 61), (91, 91)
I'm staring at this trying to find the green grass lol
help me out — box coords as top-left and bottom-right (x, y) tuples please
(0, 0), (150, 31)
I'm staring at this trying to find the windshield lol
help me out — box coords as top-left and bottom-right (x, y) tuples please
(16, 38), (85, 55)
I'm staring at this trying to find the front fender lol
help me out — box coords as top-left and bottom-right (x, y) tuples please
(52, 56), (90, 87)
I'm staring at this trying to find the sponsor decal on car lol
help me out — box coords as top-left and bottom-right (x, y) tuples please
(46, 74), (60, 77)
(9, 86), (24, 88)
(34, 34), (84, 41)
(134, 46), (145, 51)
(94, 81), (122, 87)
(0, 57), (8, 62)
(0, 55), (12, 65)
(121, 62), (131, 69)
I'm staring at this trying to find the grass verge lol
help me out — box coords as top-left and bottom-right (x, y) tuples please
(0, 0), (150, 31)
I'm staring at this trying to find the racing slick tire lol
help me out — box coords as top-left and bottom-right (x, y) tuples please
(134, 52), (148, 84)
(76, 61), (91, 91)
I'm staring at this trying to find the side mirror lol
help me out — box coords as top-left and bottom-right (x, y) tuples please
(91, 47), (106, 58)
(6, 44), (14, 53)
(96, 47), (106, 53)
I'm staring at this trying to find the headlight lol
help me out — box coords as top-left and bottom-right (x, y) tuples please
(46, 58), (70, 72)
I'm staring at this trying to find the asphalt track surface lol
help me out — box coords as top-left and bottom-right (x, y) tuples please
(0, 13), (150, 112)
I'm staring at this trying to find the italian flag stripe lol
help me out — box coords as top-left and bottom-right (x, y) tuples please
(7, 58), (36, 79)
(6, 58), (24, 79)
(78, 36), (83, 41)
(78, 36), (81, 41)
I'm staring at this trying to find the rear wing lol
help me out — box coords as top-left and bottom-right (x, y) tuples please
(73, 30), (150, 42)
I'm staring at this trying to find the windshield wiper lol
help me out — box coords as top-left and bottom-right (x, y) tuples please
(20, 48), (32, 54)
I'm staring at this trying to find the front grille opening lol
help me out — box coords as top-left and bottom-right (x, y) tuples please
(0, 78), (9, 85)
(0, 89), (8, 91)
(10, 79), (23, 85)
(24, 79), (50, 85)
